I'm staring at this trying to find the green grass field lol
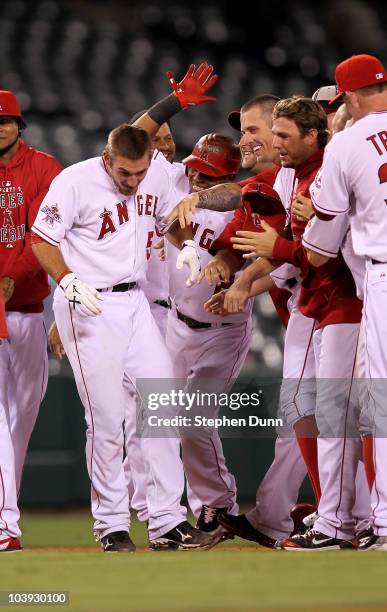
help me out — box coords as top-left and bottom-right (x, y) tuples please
(1, 512), (387, 612)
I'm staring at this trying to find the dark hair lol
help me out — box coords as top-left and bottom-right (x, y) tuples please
(128, 109), (171, 128)
(106, 124), (151, 161)
(273, 96), (329, 148)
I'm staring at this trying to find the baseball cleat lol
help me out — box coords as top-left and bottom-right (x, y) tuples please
(290, 503), (317, 536)
(357, 529), (387, 551)
(218, 512), (277, 549)
(149, 520), (215, 551)
(0, 536), (22, 553)
(100, 531), (136, 552)
(281, 528), (347, 551)
(196, 505), (234, 548)
(339, 526), (374, 550)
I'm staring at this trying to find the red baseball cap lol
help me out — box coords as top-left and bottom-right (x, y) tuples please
(0, 90), (26, 128)
(330, 54), (387, 105)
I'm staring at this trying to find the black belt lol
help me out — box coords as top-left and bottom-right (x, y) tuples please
(176, 308), (232, 330)
(371, 259), (387, 265)
(97, 282), (137, 293)
(154, 299), (171, 309)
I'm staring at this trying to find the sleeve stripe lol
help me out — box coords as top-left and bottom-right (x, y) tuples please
(311, 193), (349, 215)
(302, 237), (338, 257)
(31, 225), (61, 246)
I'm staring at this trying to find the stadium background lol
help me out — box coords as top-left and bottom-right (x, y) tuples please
(1, 0), (386, 506)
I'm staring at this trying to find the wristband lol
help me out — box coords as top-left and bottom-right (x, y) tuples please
(148, 94), (181, 125)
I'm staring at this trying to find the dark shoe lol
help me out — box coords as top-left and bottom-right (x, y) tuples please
(196, 505), (234, 548)
(339, 526), (373, 549)
(149, 520), (215, 551)
(290, 503), (318, 536)
(218, 512), (276, 549)
(281, 528), (345, 551)
(100, 531), (136, 552)
(0, 536), (22, 552)
(357, 528), (387, 551)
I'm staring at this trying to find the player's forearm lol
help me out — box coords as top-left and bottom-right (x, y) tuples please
(165, 220), (194, 249)
(249, 274), (276, 297)
(215, 250), (241, 275)
(241, 257), (277, 286)
(305, 248), (330, 268)
(132, 95), (181, 137)
(197, 184), (242, 211)
(31, 240), (69, 283)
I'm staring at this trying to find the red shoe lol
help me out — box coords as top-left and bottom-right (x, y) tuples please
(0, 535), (22, 552)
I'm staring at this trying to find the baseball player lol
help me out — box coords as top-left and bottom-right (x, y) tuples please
(31, 125), (214, 552)
(164, 133), (248, 540)
(232, 96), (369, 549)
(0, 286), (22, 552)
(306, 54), (387, 551)
(0, 90), (62, 510)
(197, 95), (314, 545)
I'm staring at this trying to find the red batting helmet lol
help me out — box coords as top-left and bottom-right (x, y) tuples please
(0, 90), (26, 128)
(183, 133), (240, 177)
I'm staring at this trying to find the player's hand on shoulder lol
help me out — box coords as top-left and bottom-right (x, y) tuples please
(59, 273), (103, 316)
(176, 240), (201, 287)
(164, 193), (199, 229)
(0, 276), (14, 303)
(198, 256), (232, 286)
(48, 321), (66, 360)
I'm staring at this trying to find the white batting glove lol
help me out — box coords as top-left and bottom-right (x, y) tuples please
(176, 240), (201, 287)
(59, 273), (103, 316)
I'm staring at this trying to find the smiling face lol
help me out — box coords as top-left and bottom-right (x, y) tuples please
(151, 123), (176, 162)
(104, 151), (151, 195)
(239, 106), (277, 165)
(0, 116), (20, 156)
(272, 116), (317, 168)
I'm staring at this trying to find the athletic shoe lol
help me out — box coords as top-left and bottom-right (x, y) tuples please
(149, 520), (215, 551)
(0, 536), (22, 552)
(196, 505), (234, 547)
(218, 512), (276, 549)
(281, 528), (345, 551)
(290, 503), (317, 536)
(358, 530), (387, 551)
(100, 531), (136, 552)
(340, 526), (374, 550)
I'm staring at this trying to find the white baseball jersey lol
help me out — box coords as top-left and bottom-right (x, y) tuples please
(141, 162), (190, 304)
(273, 166), (296, 213)
(32, 151), (184, 288)
(311, 111), (387, 261)
(302, 212), (366, 299)
(167, 208), (253, 323)
(271, 166), (300, 292)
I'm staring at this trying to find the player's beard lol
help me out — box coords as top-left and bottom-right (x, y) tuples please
(0, 133), (20, 156)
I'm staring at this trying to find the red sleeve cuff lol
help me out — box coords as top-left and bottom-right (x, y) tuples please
(272, 237), (296, 264)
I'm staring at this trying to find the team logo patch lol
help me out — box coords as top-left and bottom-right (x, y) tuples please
(314, 168), (322, 190)
(41, 204), (62, 226)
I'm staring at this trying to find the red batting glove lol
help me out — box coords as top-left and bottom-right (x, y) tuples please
(166, 63), (218, 108)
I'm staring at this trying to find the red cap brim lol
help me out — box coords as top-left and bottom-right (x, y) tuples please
(328, 91), (344, 105)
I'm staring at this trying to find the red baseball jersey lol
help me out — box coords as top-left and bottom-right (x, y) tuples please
(211, 166), (291, 327)
(0, 140), (62, 313)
